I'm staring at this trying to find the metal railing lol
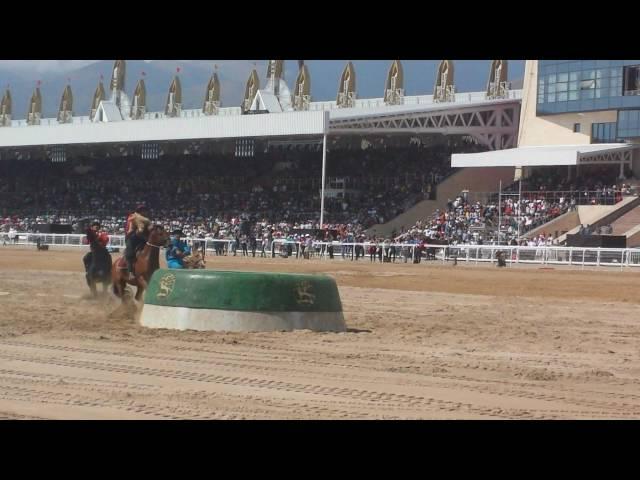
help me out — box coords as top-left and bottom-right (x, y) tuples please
(466, 190), (633, 206)
(4, 233), (640, 269)
(270, 239), (640, 268)
(308, 90), (522, 112)
(3, 233), (127, 249)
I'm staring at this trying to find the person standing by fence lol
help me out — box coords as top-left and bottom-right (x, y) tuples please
(306, 235), (313, 259)
(355, 237), (364, 261)
(369, 241), (377, 262)
(249, 234), (257, 257)
(241, 234), (248, 256)
(300, 235), (307, 259)
(383, 238), (391, 262)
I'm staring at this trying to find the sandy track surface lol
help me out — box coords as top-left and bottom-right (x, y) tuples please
(1, 248), (639, 419)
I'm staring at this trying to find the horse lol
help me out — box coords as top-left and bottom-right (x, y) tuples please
(35, 237), (49, 251)
(111, 225), (170, 304)
(425, 238), (449, 261)
(183, 250), (206, 269)
(84, 246), (112, 298)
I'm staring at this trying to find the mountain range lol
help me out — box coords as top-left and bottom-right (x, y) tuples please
(0, 60), (525, 119)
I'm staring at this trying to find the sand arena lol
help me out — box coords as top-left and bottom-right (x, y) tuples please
(0, 246), (639, 420)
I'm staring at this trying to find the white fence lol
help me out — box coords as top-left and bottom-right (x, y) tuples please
(272, 240), (640, 269)
(4, 233), (640, 269)
(4, 233), (128, 249)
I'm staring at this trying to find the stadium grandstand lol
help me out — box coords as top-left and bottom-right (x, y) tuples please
(1, 59), (640, 251)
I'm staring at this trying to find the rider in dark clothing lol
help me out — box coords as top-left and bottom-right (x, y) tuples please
(83, 221), (111, 284)
(83, 221), (109, 270)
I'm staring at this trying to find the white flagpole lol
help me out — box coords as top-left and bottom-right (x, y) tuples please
(320, 134), (327, 229)
(498, 180), (502, 245)
(517, 177), (522, 241)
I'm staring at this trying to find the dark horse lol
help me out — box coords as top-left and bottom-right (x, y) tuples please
(84, 245), (113, 298)
(425, 238), (450, 261)
(111, 225), (170, 304)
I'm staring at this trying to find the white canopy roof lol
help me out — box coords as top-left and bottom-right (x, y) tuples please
(451, 144), (637, 168)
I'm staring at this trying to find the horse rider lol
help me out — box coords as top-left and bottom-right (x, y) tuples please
(124, 204), (152, 280)
(166, 229), (191, 269)
(83, 220), (110, 273)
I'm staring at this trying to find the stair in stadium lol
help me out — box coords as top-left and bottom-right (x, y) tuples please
(550, 195), (640, 245)
(523, 209), (581, 240)
(367, 166), (516, 237)
(611, 204), (640, 235)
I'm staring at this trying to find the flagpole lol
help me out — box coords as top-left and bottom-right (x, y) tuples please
(517, 177), (522, 241)
(320, 134), (327, 229)
(498, 180), (502, 245)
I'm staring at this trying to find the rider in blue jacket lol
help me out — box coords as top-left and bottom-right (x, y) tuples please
(166, 229), (191, 269)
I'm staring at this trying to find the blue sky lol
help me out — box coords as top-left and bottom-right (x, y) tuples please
(0, 60), (102, 74)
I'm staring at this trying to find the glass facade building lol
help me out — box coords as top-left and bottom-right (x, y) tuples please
(618, 110), (640, 138)
(537, 60), (640, 139)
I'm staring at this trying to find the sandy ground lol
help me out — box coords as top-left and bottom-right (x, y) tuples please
(1, 246), (639, 420)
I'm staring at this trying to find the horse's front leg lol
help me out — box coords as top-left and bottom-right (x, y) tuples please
(86, 272), (98, 297)
(114, 279), (128, 304)
(135, 277), (148, 302)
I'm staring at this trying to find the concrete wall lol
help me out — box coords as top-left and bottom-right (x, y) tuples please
(610, 205), (640, 235)
(625, 225), (640, 247)
(518, 60), (617, 148)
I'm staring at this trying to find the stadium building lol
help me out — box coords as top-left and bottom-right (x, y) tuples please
(454, 60), (640, 175)
(0, 59), (521, 238)
(453, 60), (640, 246)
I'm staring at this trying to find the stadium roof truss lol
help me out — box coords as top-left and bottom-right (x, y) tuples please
(577, 146), (634, 166)
(328, 99), (520, 150)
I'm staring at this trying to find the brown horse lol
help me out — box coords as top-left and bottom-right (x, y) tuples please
(111, 225), (170, 304)
(183, 249), (206, 269)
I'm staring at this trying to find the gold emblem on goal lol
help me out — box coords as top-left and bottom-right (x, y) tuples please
(296, 281), (315, 305)
(157, 273), (176, 299)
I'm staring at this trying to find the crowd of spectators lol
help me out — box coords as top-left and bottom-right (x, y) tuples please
(399, 168), (637, 246)
(0, 137), (476, 237)
(505, 167), (634, 198)
(4, 141), (633, 250)
(398, 192), (570, 245)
